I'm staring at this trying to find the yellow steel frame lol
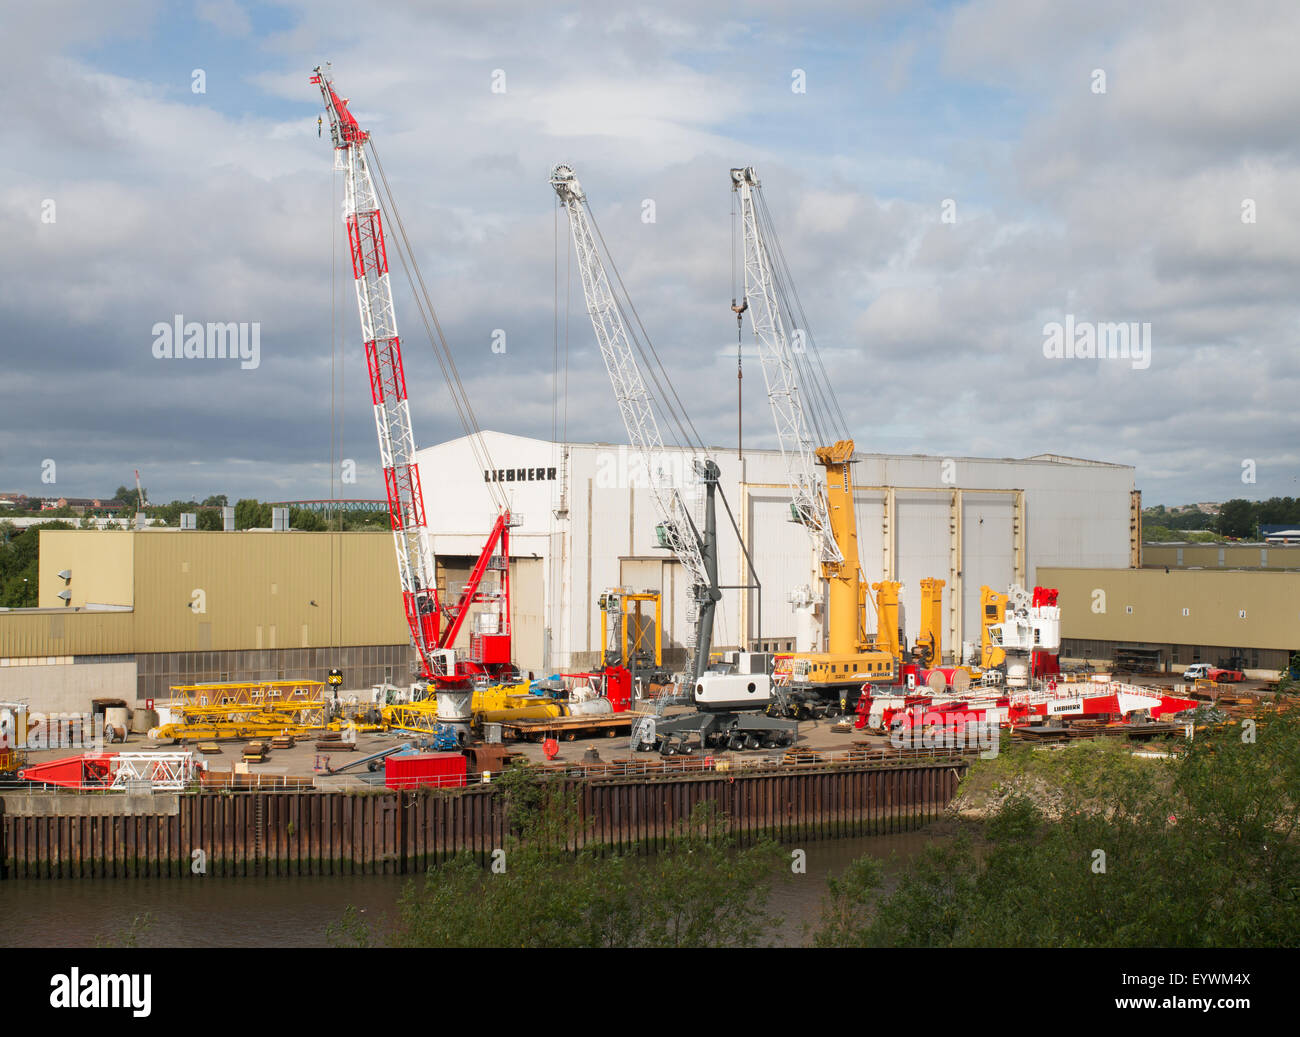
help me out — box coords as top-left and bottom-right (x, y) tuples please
(169, 680), (326, 708)
(599, 590), (662, 670)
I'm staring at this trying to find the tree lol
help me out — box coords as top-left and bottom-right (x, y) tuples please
(812, 712), (1300, 947)
(115, 484), (146, 510)
(328, 771), (783, 948)
(201, 494), (228, 508)
(1216, 498), (1257, 539)
(290, 507), (327, 532)
(234, 499), (271, 530)
(0, 521), (74, 607)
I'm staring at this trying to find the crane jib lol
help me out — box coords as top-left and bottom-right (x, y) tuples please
(316, 66), (517, 684)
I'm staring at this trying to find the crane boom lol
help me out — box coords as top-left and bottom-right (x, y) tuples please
(312, 67), (441, 677)
(551, 164), (718, 679)
(730, 166), (843, 568)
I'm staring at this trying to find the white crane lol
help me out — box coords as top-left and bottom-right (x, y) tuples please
(730, 166), (847, 652)
(550, 164), (719, 681)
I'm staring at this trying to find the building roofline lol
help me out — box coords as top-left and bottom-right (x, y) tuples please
(425, 432), (1131, 471)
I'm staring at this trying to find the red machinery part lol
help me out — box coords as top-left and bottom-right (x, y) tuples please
(19, 752), (117, 789)
(602, 666), (632, 713)
(384, 751), (467, 790)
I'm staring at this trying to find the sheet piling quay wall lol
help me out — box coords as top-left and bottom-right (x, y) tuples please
(0, 760), (967, 879)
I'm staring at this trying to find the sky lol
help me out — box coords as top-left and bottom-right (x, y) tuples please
(2, 0), (1297, 508)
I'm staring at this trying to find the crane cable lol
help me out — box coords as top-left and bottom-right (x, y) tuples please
(365, 138), (509, 514)
(752, 189), (850, 445)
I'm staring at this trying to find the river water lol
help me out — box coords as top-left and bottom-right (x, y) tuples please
(0, 828), (950, 948)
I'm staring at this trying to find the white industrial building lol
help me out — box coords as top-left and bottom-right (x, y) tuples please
(416, 432), (1138, 674)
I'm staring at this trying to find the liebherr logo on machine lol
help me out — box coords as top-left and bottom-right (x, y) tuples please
(49, 968), (151, 1017)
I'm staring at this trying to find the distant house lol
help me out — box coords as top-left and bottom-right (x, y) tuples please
(39, 497), (128, 515)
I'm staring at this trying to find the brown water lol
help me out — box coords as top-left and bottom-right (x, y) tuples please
(0, 829), (949, 948)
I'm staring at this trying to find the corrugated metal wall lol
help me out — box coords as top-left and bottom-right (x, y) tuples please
(1144, 543), (1299, 571)
(0, 611), (136, 658)
(37, 530), (133, 609)
(129, 532), (405, 653)
(5, 532), (408, 660)
(1041, 566), (1300, 653)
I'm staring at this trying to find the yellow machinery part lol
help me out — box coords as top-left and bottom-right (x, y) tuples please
(475, 700), (565, 724)
(814, 440), (863, 658)
(871, 581), (902, 660)
(379, 680), (550, 731)
(979, 585), (1008, 669)
(917, 577), (946, 667)
(169, 679), (326, 709)
(786, 650), (896, 686)
(152, 722), (317, 742)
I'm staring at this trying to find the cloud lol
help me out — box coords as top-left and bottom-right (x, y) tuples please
(0, 0), (1296, 511)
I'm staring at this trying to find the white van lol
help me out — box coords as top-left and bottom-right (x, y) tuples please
(1182, 663), (1211, 681)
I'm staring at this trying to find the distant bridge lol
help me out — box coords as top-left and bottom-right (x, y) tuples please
(270, 499), (388, 514)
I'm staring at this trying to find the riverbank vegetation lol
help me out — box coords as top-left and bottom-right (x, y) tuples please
(813, 710), (1300, 947)
(329, 711), (1300, 947)
(327, 768), (784, 948)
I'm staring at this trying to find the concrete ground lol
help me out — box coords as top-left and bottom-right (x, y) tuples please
(13, 710), (886, 789)
(20, 671), (1257, 788)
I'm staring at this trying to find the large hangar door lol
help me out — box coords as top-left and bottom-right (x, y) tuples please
(895, 492), (950, 652)
(746, 491), (814, 651)
(962, 494), (1016, 659)
(509, 558), (545, 676)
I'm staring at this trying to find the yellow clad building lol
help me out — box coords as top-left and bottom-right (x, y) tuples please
(0, 529), (543, 712)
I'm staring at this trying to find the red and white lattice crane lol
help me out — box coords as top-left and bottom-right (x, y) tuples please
(312, 66), (514, 688)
